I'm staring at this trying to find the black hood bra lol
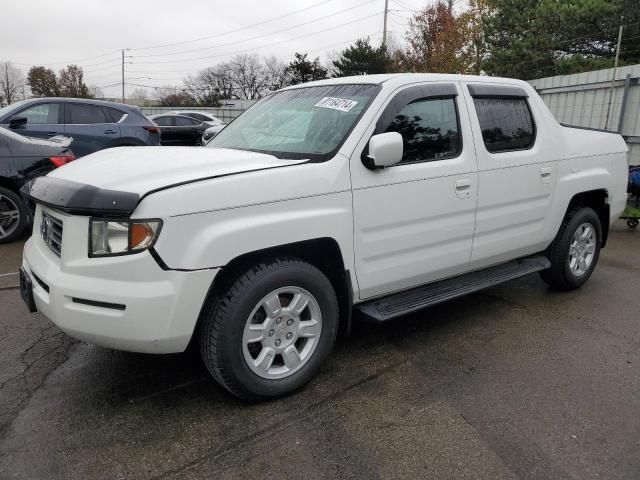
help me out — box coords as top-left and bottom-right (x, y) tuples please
(21, 176), (140, 217)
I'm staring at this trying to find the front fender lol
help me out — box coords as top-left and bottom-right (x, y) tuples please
(152, 192), (355, 272)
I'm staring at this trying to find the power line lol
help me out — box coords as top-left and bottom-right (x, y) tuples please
(129, 0), (337, 51)
(96, 33), (384, 92)
(132, 0), (378, 59)
(132, 11), (384, 65)
(13, 49), (121, 68)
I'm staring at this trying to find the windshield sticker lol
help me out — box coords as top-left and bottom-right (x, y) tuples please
(314, 97), (358, 112)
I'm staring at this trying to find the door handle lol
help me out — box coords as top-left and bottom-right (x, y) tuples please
(104, 129), (118, 135)
(455, 178), (472, 199)
(540, 166), (553, 184)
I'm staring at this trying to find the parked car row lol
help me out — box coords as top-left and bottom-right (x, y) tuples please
(0, 98), (230, 242)
(150, 110), (227, 145)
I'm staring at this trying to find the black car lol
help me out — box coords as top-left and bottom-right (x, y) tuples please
(0, 98), (160, 158)
(0, 128), (74, 243)
(148, 114), (209, 146)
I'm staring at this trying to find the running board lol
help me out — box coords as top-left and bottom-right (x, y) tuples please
(356, 255), (550, 323)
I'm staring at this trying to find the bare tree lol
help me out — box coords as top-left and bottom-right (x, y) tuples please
(229, 54), (267, 100)
(183, 68), (222, 106)
(154, 86), (192, 107)
(262, 56), (290, 91)
(130, 88), (148, 106)
(0, 62), (24, 105)
(88, 85), (104, 99)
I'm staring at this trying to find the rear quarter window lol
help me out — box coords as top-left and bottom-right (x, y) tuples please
(103, 107), (125, 123)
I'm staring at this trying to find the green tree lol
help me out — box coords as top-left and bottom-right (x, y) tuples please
(285, 53), (328, 85)
(58, 65), (92, 98)
(483, 0), (640, 79)
(402, 1), (477, 74)
(332, 38), (392, 77)
(27, 66), (59, 97)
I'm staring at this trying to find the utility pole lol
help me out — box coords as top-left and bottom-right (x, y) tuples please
(382, 0), (389, 48)
(121, 49), (125, 104)
(604, 22), (624, 130)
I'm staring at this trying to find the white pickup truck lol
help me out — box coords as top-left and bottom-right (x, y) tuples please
(20, 74), (628, 400)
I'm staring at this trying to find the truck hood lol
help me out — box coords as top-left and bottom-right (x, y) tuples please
(48, 146), (306, 193)
(21, 146), (307, 216)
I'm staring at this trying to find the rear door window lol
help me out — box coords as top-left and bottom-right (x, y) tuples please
(153, 116), (173, 126)
(472, 97), (535, 152)
(14, 103), (60, 124)
(174, 116), (200, 126)
(184, 113), (209, 122)
(67, 104), (109, 124)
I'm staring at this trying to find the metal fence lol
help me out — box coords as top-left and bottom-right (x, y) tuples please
(529, 64), (640, 165)
(140, 106), (246, 123)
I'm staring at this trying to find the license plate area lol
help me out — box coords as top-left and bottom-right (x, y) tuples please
(20, 267), (37, 313)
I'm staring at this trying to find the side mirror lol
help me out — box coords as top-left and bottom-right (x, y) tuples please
(363, 132), (403, 169)
(9, 117), (27, 129)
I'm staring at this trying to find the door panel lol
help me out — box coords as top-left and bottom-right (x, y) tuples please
(351, 83), (478, 300)
(461, 82), (560, 268)
(64, 104), (119, 157)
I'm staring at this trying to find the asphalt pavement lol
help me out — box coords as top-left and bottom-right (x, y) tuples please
(0, 223), (639, 479)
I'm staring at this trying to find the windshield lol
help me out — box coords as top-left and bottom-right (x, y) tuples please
(0, 100), (30, 121)
(207, 84), (380, 161)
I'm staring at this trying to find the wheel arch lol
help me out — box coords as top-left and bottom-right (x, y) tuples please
(106, 137), (147, 148)
(189, 237), (353, 350)
(0, 176), (19, 193)
(566, 189), (610, 246)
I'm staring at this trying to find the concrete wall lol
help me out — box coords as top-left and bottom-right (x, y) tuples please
(529, 64), (640, 165)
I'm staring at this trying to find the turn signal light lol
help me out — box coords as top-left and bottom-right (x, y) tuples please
(49, 154), (76, 168)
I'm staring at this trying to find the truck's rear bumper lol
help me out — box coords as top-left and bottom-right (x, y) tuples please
(22, 234), (217, 354)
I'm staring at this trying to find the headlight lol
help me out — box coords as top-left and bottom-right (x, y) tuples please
(90, 219), (162, 257)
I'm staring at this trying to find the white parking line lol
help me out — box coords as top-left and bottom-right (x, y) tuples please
(0, 272), (18, 277)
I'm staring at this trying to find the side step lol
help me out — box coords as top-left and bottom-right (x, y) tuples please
(356, 255), (550, 323)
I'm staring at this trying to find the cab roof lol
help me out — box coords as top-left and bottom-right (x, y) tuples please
(284, 73), (530, 90)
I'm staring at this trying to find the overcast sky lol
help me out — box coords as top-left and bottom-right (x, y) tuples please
(1, 0), (420, 97)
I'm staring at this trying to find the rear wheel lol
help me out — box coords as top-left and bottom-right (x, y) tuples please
(541, 207), (602, 290)
(199, 258), (339, 401)
(0, 187), (28, 244)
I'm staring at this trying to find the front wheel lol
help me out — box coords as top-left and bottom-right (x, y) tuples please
(541, 207), (602, 290)
(0, 187), (28, 244)
(199, 258), (339, 401)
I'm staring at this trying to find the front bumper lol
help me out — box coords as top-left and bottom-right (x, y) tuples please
(22, 209), (218, 354)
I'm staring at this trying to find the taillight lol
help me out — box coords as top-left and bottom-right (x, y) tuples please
(143, 125), (160, 134)
(49, 154), (75, 168)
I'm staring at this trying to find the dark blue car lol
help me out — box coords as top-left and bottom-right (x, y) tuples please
(0, 98), (160, 158)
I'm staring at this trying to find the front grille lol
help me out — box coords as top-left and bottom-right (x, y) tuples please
(41, 211), (64, 257)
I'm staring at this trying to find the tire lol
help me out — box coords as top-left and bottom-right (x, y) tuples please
(199, 258), (339, 401)
(627, 218), (639, 229)
(540, 207), (602, 291)
(0, 186), (28, 244)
